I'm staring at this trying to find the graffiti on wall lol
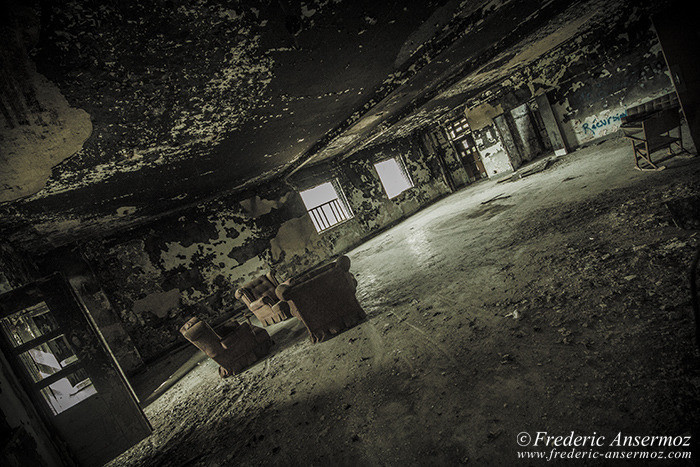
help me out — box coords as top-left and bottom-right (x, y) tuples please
(581, 111), (628, 135)
(570, 108), (628, 144)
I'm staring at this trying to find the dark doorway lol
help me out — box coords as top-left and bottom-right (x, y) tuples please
(0, 274), (151, 466)
(509, 103), (546, 163)
(445, 117), (488, 181)
(653, 6), (700, 150)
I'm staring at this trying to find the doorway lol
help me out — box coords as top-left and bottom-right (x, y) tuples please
(445, 117), (488, 181)
(0, 273), (151, 466)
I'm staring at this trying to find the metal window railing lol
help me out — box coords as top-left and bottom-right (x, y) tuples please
(307, 198), (349, 232)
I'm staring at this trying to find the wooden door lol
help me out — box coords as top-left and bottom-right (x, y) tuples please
(456, 134), (487, 180)
(0, 273), (151, 466)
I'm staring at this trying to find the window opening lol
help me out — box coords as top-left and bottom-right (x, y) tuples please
(299, 181), (352, 233)
(374, 157), (414, 199)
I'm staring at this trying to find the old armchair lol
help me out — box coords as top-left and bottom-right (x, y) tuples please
(236, 256), (366, 342)
(180, 316), (272, 377)
(276, 255), (366, 343)
(235, 271), (293, 326)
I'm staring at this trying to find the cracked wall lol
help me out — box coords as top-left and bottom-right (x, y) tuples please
(78, 136), (449, 361)
(0, 4), (92, 202)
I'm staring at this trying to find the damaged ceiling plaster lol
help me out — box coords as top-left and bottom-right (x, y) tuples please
(0, 0), (654, 249)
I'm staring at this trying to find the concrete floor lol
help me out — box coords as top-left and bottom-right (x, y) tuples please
(111, 137), (700, 466)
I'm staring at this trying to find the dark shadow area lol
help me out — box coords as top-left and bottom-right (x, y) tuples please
(130, 346), (204, 405)
(115, 366), (469, 467)
(262, 318), (311, 357)
(132, 314), (349, 407)
(666, 195), (700, 230)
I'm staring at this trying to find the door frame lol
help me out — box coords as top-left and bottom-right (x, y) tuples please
(0, 273), (151, 465)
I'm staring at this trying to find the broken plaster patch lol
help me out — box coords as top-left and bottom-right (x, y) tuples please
(270, 215), (320, 262)
(467, 102), (504, 131)
(239, 193), (291, 217)
(0, 71), (92, 202)
(160, 218), (255, 267)
(156, 215), (269, 302)
(133, 288), (181, 319)
(116, 206), (138, 216)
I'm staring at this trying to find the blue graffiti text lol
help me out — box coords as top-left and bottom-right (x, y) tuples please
(582, 111), (627, 135)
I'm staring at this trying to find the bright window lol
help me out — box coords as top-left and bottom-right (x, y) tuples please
(299, 181), (352, 233)
(374, 157), (414, 199)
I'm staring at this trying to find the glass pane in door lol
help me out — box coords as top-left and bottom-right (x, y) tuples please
(17, 334), (79, 383)
(1, 302), (98, 415)
(39, 368), (98, 415)
(0, 302), (58, 346)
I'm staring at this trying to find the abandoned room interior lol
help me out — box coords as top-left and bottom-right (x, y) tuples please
(1, 0), (700, 465)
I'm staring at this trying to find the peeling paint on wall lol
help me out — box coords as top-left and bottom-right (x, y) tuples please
(76, 135), (449, 360)
(24, 1), (275, 199)
(240, 193), (292, 218)
(132, 289), (181, 320)
(2, 0), (678, 363)
(467, 102), (504, 131)
(438, 0), (673, 161)
(0, 68), (92, 202)
(270, 216), (320, 262)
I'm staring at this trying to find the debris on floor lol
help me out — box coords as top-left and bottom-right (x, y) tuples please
(109, 139), (700, 466)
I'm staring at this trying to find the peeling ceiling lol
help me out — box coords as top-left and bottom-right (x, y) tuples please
(0, 0), (662, 249)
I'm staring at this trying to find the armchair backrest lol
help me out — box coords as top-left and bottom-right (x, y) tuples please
(277, 256), (353, 302)
(624, 92), (678, 121)
(273, 255), (365, 343)
(645, 108), (680, 142)
(289, 256), (350, 287)
(180, 317), (223, 358)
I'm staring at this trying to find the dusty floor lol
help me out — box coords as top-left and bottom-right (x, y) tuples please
(112, 137), (700, 466)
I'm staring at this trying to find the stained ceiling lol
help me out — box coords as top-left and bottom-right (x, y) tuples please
(0, 0), (655, 249)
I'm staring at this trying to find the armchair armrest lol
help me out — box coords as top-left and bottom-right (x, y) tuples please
(276, 282), (292, 302)
(235, 287), (255, 304)
(267, 269), (280, 287)
(336, 255), (351, 272)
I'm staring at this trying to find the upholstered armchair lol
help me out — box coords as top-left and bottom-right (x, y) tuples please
(235, 271), (294, 326)
(180, 317), (272, 377)
(276, 255), (366, 343)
